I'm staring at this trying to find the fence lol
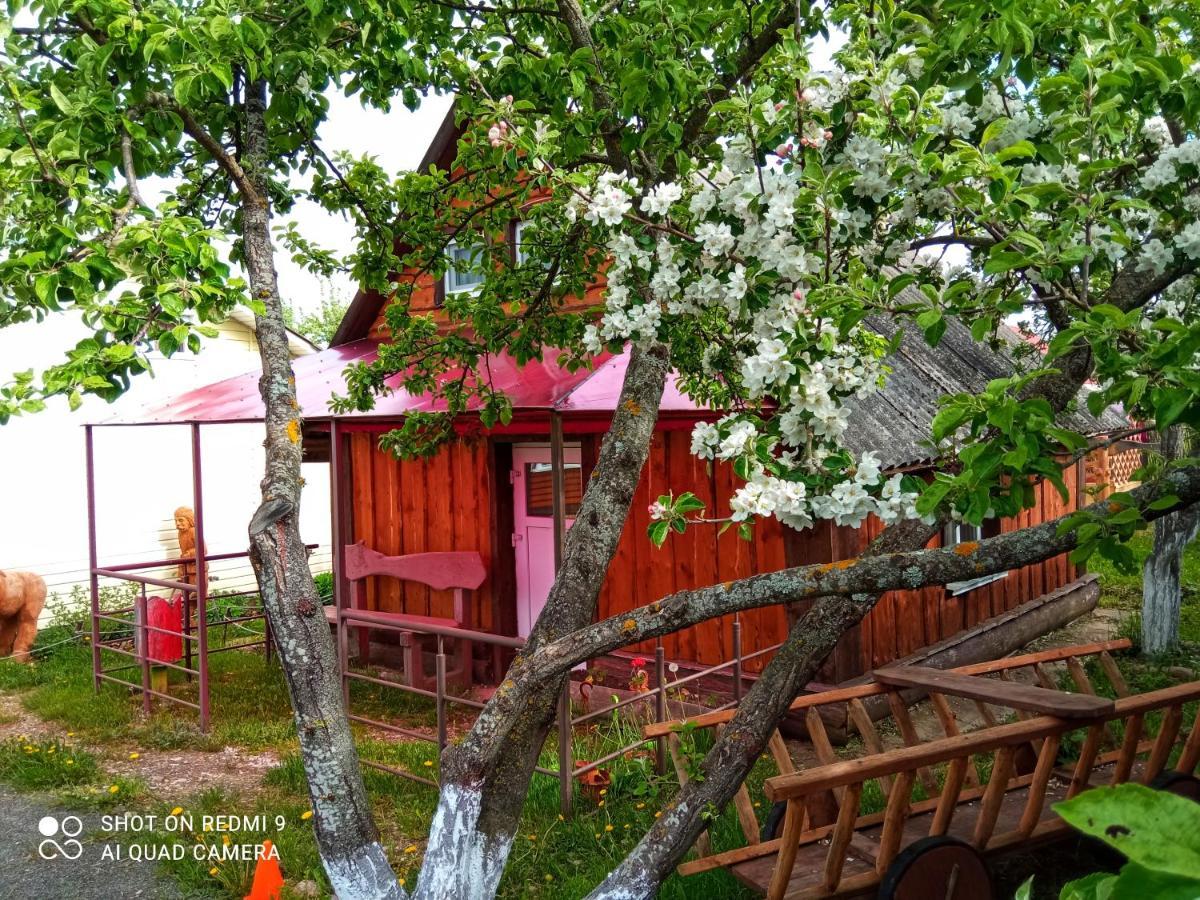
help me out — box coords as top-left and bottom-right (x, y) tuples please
(337, 608), (782, 815)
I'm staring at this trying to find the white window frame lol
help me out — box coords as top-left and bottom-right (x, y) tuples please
(944, 520), (1009, 596)
(444, 240), (485, 295)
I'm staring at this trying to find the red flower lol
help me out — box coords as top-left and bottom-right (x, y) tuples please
(631, 657), (647, 669)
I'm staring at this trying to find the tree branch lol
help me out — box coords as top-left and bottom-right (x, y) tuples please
(145, 92), (265, 208)
(522, 465), (1200, 680)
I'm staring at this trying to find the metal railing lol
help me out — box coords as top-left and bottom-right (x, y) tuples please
(89, 550), (277, 732)
(336, 606), (782, 815)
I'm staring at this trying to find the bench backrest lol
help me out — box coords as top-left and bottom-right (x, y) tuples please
(343, 541), (486, 625)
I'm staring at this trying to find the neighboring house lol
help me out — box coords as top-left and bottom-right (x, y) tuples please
(0, 308), (332, 617)
(127, 111), (1128, 686)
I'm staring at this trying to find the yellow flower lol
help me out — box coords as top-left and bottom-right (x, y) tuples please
(599, 789), (607, 796)
(108, 785), (120, 794)
(404, 845), (418, 854)
(598, 800), (605, 808)
(301, 811), (313, 821)
(170, 807), (183, 817)
(527, 834), (537, 841)
(47, 746), (55, 754)
(67, 732), (74, 737)
(129, 752), (140, 760)
(557, 814), (564, 821)
(605, 824), (614, 832)
(594, 833), (601, 839)
(654, 811), (662, 819)
(223, 835), (231, 846)
(624, 824), (631, 829)
(65, 759), (74, 766)
(399, 879), (406, 887)
(753, 802), (761, 808)
(545, 874), (554, 882)
(209, 867), (220, 877)
(636, 802), (645, 810)
(423, 760), (434, 767)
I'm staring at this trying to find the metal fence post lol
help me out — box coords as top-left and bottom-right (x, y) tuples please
(732, 614), (743, 703)
(191, 423), (210, 733)
(436, 637), (448, 754)
(84, 425), (102, 692)
(558, 680), (573, 817)
(655, 640), (667, 775)
(136, 590), (151, 714)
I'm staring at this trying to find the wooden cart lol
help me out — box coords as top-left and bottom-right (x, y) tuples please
(645, 639), (1200, 898)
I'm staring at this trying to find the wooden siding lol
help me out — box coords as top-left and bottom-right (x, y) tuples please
(346, 428), (1084, 682)
(347, 432), (497, 631)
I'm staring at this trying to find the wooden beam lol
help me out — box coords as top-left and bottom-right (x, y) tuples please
(874, 666), (1114, 719)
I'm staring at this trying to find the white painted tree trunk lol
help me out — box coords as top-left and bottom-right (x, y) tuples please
(1142, 427), (1200, 655)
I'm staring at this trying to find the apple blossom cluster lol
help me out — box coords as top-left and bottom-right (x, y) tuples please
(569, 122), (921, 532)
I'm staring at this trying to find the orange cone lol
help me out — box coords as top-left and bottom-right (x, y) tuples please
(245, 839), (284, 900)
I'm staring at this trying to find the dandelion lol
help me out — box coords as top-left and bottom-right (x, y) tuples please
(423, 760), (434, 768)
(399, 879), (406, 887)
(209, 867), (220, 877)
(170, 807), (183, 817)
(109, 785), (119, 794)
(654, 811), (662, 818)
(404, 845), (418, 854)
(65, 759), (74, 766)
(605, 824), (614, 832)
(599, 789), (607, 796)
(598, 800), (605, 808)
(545, 874), (554, 882)
(636, 802), (645, 809)
(594, 832), (601, 839)
(129, 752), (140, 760)
(223, 835), (231, 846)
(624, 824), (631, 829)
(301, 811), (313, 821)
(527, 834), (537, 842)
(557, 814), (564, 822)
(67, 732), (74, 737)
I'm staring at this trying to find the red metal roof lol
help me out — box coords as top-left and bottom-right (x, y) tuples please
(99, 339), (707, 425)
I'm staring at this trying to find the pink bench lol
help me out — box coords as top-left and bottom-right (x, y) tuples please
(333, 542), (487, 691)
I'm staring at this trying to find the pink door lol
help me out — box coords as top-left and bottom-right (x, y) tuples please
(511, 446), (582, 638)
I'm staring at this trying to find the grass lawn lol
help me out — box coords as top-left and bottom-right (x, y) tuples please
(0, 617), (774, 899)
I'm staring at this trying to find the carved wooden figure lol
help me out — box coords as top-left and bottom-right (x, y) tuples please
(173, 506), (206, 592)
(0, 570), (46, 662)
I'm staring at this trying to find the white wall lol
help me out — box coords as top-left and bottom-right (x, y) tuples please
(0, 314), (332, 621)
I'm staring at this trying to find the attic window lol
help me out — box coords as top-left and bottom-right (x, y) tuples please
(944, 519), (1007, 596)
(444, 241), (485, 296)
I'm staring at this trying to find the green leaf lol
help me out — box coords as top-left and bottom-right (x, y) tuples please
(1055, 784), (1200, 879)
(647, 520), (670, 547)
(1059, 871), (1115, 900)
(49, 83), (76, 115)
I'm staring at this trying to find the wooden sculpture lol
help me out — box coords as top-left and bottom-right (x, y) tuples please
(0, 569), (46, 662)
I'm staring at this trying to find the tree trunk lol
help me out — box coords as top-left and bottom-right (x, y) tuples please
(238, 80), (401, 899)
(1143, 426), (1200, 655)
(414, 340), (672, 900)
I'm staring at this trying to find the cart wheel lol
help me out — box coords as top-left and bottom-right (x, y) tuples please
(760, 801), (787, 841)
(878, 836), (993, 900)
(1151, 769), (1200, 802)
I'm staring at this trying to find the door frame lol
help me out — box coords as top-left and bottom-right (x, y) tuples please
(511, 442), (581, 638)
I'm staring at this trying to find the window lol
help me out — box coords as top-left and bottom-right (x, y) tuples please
(513, 220), (532, 265)
(444, 241), (485, 295)
(944, 520), (1007, 596)
(524, 462), (583, 517)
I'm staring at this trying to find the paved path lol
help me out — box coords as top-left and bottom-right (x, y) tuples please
(0, 785), (184, 899)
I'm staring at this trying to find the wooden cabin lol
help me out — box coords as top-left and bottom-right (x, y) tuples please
(131, 113), (1127, 687)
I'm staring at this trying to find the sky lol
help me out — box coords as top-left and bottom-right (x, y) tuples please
(271, 91), (455, 315)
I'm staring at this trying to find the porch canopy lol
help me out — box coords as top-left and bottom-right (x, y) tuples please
(100, 339), (707, 428)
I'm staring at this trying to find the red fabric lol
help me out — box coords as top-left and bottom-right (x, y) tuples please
(147, 595), (183, 663)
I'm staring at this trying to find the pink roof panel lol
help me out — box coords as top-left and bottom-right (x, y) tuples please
(100, 340), (707, 425)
